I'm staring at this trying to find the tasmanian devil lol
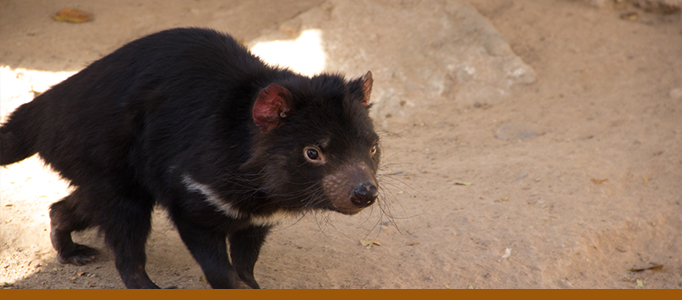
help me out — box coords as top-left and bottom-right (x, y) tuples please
(0, 28), (381, 289)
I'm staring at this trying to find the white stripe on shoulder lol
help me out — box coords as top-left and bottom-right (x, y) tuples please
(182, 174), (245, 219)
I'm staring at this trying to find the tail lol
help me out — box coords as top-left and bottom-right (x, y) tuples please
(1, 102), (40, 165)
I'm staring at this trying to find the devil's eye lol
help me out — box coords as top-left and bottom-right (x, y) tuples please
(370, 144), (378, 156)
(306, 148), (319, 160)
(304, 146), (325, 164)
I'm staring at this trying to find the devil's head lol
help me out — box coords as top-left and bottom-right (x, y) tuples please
(246, 71), (380, 215)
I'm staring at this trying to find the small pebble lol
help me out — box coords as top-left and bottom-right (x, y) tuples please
(670, 87), (682, 99)
(501, 248), (512, 258)
(495, 123), (539, 140)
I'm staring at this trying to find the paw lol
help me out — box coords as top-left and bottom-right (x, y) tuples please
(235, 280), (254, 289)
(57, 244), (99, 266)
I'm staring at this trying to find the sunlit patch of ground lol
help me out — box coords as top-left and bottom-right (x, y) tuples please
(0, 66), (76, 123)
(250, 29), (326, 77)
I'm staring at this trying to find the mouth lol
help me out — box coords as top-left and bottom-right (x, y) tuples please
(330, 205), (365, 215)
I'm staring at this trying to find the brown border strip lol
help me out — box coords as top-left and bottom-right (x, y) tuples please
(1, 289), (681, 300)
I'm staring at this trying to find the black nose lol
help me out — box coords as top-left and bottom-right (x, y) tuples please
(350, 183), (378, 208)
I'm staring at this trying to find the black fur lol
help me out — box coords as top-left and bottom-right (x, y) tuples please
(0, 28), (380, 289)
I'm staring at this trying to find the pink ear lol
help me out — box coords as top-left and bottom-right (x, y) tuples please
(361, 71), (373, 106)
(252, 84), (291, 132)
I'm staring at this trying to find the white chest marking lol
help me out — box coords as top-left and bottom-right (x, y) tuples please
(182, 175), (245, 219)
(182, 174), (288, 226)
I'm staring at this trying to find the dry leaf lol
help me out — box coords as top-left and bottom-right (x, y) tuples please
(455, 182), (472, 186)
(590, 178), (608, 184)
(636, 279), (644, 287)
(620, 11), (639, 21)
(53, 8), (92, 23)
(360, 239), (381, 249)
(630, 264), (663, 272)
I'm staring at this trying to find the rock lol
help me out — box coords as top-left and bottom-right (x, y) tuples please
(630, 0), (681, 14)
(577, 0), (681, 13)
(249, 0), (535, 120)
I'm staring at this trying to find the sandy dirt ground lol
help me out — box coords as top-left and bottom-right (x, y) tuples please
(1, 0), (681, 289)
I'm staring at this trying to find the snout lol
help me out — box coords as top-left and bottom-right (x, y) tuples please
(350, 182), (378, 208)
(322, 162), (379, 215)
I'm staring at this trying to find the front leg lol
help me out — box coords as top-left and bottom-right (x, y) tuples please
(228, 225), (271, 289)
(172, 215), (250, 289)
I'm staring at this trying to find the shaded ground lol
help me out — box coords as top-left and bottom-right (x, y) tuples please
(1, 0), (681, 289)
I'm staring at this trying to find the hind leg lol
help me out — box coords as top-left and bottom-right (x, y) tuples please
(99, 188), (158, 289)
(49, 188), (99, 265)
